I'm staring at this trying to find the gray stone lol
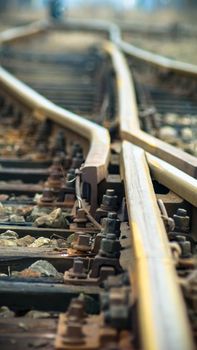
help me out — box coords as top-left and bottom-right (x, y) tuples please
(28, 260), (61, 277)
(0, 230), (18, 240)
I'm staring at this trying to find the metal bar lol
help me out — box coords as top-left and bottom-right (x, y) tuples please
(118, 39), (197, 77)
(121, 141), (194, 350)
(106, 41), (197, 178)
(146, 153), (197, 207)
(0, 66), (110, 210)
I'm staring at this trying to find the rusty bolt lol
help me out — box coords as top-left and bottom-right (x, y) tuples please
(68, 258), (87, 279)
(51, 157), (62, 172)
(100, 189), (118, 212)
(40, 188), (54, 203)
(173, 208), (190, 233)
(74, 208), (88, 228)
(67, 298), (86, 321)
(63, 322), (85, 345)
(48, 170), (62, 189)
(73, 233), (91, 252)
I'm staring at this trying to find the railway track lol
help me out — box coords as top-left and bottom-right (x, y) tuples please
(117, 28), (197, 178)
(0, 19), (196, 350)
(121, 22), (197, 65)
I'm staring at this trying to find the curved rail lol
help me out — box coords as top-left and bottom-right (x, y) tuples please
(1, 18), (196, 77)
(146, 153), (197, 208)
(0, 66), (110, 211)
(106, 41), (197, 178)
(0, 18), (121, 45)
(117, 38), (197, 77)
(0, 20), (49, 44)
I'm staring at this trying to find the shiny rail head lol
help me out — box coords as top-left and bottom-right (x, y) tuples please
(0, 18), (121, 44)
(108, 40), (197, 178)
(121, 140), (194, 350)
(0, 66), (110, 200)
(146, 152), (197, 208)
(118, 39), (197, 77)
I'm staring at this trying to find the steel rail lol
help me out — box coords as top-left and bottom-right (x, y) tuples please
(0, 18), (121, 45)
(1, 19), (196, 77)
(104, 41), (194, 350)
(0, 66), (110, 212)
(49, 18), (121, 43)
(106, 41), (197, 178)
(121, 141), (194, 350)
(0, 20), (49, 44)
(117, 39), (197, 77)
(118, 21), (197, 37)
(146, 153), (197, 208)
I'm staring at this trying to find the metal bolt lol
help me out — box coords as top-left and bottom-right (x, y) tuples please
(48, 170), (62, 189)
(74, 208), (87, 228)
(100, 189), (118, 212)
(72, 143), (83, 157)
(73, 234), (91, 252)
(99, 233), (121, 258)
(40, 188), (54, 203)
(36, 120), (51, 144)
(67, 298), (86, 321)
(68, 258), (87, 279)
(53, 130), (66, 154)
(101, 212), (120, 238)
(173, 208), (190, 233)
(176, 235), (191, 258)
(63, 322), (85, 345)
(71, 152), (84, 169)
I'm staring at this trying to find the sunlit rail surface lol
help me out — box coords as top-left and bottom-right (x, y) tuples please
(0, 19), (196, 350)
